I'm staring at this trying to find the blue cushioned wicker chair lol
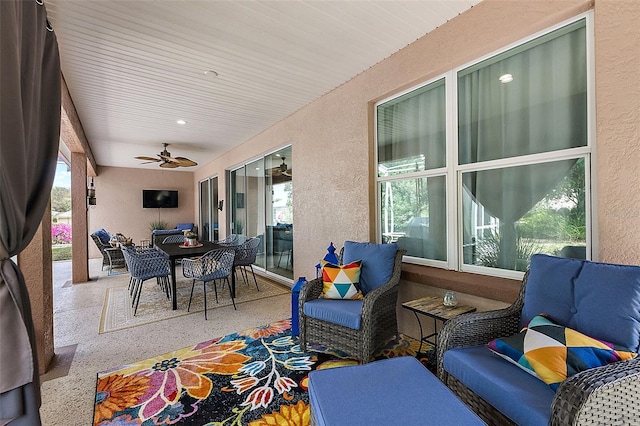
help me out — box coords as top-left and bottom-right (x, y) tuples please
(182, 248), (236, 319)
(299, 241), (405, 363)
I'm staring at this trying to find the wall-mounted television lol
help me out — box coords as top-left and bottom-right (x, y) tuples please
(143, 190), (178, 208)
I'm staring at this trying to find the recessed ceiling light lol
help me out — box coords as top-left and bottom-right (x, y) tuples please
(176, 119), (187, 125)
(203, 70), (219, 77)
(499, 73), (514, 84)
(275, 154), (281, 157)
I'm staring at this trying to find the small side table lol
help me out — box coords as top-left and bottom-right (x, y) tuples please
(402, 295), (476, 353)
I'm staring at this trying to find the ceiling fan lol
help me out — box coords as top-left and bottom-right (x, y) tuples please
(270, 157), (292, 177)
(135, 143), (197, 168)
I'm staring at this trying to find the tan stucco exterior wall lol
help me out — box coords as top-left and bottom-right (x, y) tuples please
(593, 0), (640, 264)
(87, 166), (196, 259)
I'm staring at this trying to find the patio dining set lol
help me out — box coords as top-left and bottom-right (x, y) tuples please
(91, 229), (260, 318)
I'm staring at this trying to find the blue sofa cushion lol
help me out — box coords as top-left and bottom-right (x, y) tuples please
(93, 228), (111, 245)
(522, 254), (640, 352)
(176, 222), (194, 231)
(303, 299), (363, 330)
(342, 241), (398, 295)
(444, 345), (555, 426)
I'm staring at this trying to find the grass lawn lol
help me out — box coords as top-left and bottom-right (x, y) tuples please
(52, 245), (72, 261)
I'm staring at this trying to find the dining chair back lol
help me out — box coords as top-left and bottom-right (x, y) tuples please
(162, 234), (186, 244)
(121, 245), (171, 315)
(182, 248), (236, 318)
(233, 237), (261, 291)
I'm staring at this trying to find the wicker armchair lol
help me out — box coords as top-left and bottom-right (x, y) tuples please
(299, 246), (405, 363)
(233, 237), (260, 291)
(121, 245), (171, 315)
(90, 231), (125, 272)
(182, 248), (236, 318)
(437, 258), (640, 426)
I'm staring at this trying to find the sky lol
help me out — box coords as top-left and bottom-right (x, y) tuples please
(54, 157), (71, 188)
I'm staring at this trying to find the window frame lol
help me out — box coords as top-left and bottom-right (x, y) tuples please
(375, 12), (595, 280)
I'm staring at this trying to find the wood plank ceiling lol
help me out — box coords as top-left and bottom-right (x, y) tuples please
(45, 0), (480, 170)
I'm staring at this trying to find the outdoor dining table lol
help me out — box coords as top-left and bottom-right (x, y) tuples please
(155, 240), (237, 310)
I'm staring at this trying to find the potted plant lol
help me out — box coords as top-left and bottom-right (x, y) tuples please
(184, 231), (197, 246)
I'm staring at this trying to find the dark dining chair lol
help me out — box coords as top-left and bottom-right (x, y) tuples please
(233, 237), (261, 291)
(162, 234), (185, 244)
(121, 245), (171, 316)
(182, 248), (236, 319)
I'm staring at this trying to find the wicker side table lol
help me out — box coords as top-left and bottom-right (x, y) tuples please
(402, 295), (476, 353)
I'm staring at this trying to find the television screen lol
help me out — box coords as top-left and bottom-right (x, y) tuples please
(143, 190), (178, 208)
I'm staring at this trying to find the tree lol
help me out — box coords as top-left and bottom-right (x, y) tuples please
(51, 186), (71, 212)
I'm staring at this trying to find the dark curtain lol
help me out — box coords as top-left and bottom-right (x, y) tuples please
(0, 0), (61, 424)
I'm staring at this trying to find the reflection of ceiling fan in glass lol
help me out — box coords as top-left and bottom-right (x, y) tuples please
(273, 157), (292, 177)
(135, 143), (197, 168)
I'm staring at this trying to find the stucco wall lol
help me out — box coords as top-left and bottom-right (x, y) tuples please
(88, 166), (196, 258)
(593, 0), (640, 264)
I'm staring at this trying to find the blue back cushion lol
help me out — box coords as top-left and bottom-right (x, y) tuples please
(342, 241), (398, 295)
(176, 223), (194, 231)
(93, 228), (111, 245)
(522, 254), (640, 352)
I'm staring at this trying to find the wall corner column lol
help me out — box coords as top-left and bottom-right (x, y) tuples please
(18, 205), (54, 374)
(71, 152), (89, 283)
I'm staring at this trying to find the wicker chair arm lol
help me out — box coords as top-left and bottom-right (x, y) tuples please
(550, 357), (640, 426)
(436, 307), (521, 381)
(361, 279), (399, 315)
(298, 278), (324, 304)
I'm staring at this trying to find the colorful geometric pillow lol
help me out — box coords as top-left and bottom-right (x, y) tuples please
(486, 314), (637, 391)
(319, 260), (363, 300)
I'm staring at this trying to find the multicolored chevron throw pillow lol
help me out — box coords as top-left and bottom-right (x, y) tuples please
(486, 314), (637, 390)
(319, 260), (363, 300)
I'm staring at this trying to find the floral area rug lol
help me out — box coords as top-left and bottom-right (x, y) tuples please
(94, 319), (435, 425)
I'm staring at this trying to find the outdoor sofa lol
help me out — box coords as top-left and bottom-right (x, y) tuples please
(438, 254), (640, 425)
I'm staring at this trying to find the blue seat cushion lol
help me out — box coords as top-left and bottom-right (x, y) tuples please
(309, 357), (485, 426)
(303, 299), (363, 330)
(93, 228), (111, 245)
(342, 241), (398, 295)
(443, 345), (555, 426)
(522, 254), (640, 352)
(176, 222), (194, 231)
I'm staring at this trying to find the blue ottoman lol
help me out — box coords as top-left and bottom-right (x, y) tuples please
(308, 356), (485, 426)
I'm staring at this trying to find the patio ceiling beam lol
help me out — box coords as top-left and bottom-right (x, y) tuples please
(60, 74), (97, 176)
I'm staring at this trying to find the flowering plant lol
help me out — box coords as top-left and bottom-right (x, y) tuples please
(184, 231), (197, 239)
(52, 223), (72, 244)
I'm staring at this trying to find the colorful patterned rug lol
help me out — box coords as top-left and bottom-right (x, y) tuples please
(93, 319), (435, 425)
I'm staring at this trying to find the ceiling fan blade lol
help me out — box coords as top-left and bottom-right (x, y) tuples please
(135, 156), (161, 162)
(174, 157), (197, 167)
(159, 161), (179, 168)
(283, 169), (293, 177)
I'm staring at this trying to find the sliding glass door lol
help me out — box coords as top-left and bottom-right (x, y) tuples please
(199, 176), (219, 242)
(229, 146), (293, 280)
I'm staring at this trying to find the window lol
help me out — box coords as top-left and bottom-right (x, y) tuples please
(376, 16), (591, 278)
